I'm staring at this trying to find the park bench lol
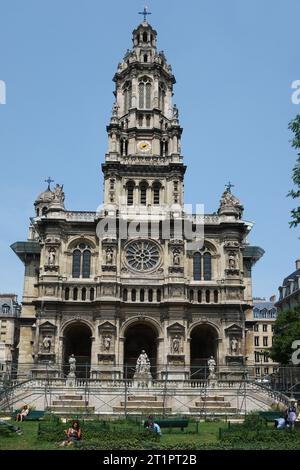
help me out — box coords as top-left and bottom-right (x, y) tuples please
(155, 419), (189, 431)
(12, 409), (45, 421)
(258, 411), (284, 422)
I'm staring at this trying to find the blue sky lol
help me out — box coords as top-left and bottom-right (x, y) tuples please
(0, 0), (299, 300)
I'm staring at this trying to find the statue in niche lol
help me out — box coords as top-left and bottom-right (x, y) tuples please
(228, 254), (236, 269)
(106, 248), (113, 265)
(230, 337), (239, 355)
(103, 335), (112, 351)
(68, 354), (76, 375)
(173, 250), (180, 266)
(47, 248), (56, 266)
(172, 335), (180, 353)
(42, 335), (51, 353)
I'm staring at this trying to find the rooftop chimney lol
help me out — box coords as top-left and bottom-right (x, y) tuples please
(296, 260), (300, 270)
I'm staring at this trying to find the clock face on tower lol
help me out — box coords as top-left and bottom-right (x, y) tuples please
(137, 140), (152, 154)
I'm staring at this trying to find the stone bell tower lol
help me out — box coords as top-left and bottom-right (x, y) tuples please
(102, 18), (186, 212)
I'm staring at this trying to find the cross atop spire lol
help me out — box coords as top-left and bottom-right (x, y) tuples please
(225, 181), (235, 193)
(138, 5), (152, 23)
(45, 177), (54, 190)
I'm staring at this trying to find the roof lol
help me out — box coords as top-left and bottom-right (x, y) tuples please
(0, 298), (21, 317)
(283, 268), (300, 287)
(253, 301), (276, 310)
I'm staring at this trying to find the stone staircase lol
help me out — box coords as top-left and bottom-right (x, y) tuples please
(113, 395), (171, 413)
(49, 394), (95, 414)
(189, 395), (237, 414)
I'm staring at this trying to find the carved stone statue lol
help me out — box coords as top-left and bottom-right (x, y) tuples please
(218, 189), (244, 219)
(173, 250), (180, 266)
(103, 335), (111, 351)
(172, 104), (179, 119)
(228, 255), (236, 269)
(172, 335), (180, 353)
(52, 184), (65, 203)
(112, 101), (119, 117)
(47, 248), (56, 266)
(207, 356), (216, 378)
(42, 335), (51, 353)
(106, 248), (113, 265)
(230, 337), (239, 355)
(135, 350), (151, 374)
(69, 354), (76, 375)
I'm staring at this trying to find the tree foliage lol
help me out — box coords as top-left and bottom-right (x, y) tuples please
(288, 115), (300, 227)
(269, 304), (300, 363)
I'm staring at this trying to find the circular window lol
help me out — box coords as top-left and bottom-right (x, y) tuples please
(125, 240), (160, 272)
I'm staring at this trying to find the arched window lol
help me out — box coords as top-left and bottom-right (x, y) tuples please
(159, 84), (166, 113)
(82, 250), (91, 278)
(123, 288), (128, 301)
(131, 289), (136, 302)
(140, 182), (147, 205)
(148, 289), (153, 302)
(140, 289), (145, 302)
(153, 182), (160, 205)
(143, 54), (148, 63)
(203, 253), (212, 280)
(189, 290), (194, 302)
(146, 83), (151, 108)
(81, 287), (86, 301)
(72, 250), (81, 278)
(139, 78), (152, 109)
(197, 290), (202, 303)
(193, 253), (201, 280)
(157, 289), (161, 302)
(73, 287), (78, 301)
(127, 182), (134, 205)
(143, 31), (148, 42)
(214, 290), (218, 303)
(2, 304), (10, 314)
(65, 288), (70, 301)
(123, 82), (132, 114)
(36, 208), (40, 216)
(90, 288), (95, 301)
(42, 207), (47, 215)
(205, 290), (210, 303)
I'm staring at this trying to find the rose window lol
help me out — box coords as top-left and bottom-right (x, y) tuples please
(125, 240), (160, 272)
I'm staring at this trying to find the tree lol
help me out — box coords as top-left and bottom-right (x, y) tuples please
(288, 115), (300, 227)
(269, 304), (300, 364)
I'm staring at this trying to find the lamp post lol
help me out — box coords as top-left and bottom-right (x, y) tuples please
(259, 350), (264, 381)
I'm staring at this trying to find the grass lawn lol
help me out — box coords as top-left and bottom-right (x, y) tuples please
(0, 418), (220, 450)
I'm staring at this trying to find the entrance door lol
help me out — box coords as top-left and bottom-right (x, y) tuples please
(124, 323), (158, 378)
(190, 324), (218, 379)
(63, 323), (92, 378)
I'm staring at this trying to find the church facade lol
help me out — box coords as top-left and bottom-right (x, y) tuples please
(12, 20), (264, 381)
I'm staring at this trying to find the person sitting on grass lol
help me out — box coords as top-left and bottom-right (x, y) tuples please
(0, 419), (23, 435)
(16, 405), (29, 422)
(274, 417), (286, 429)
(59, 420), (82, 446)
(143, 415), (154, 429)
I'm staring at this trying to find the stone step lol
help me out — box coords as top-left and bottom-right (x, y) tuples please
(113, 406), (172, 413)
(189, 406), (237, 413)
(128, 396), (158, 401)
(52, 400), (88, 406)
(49, 405), (95, 413)
(120, 401), (164, 407)
(58, 395), (83, 400)
(199, 396), (225, 401)
(195, 401), (231, 407)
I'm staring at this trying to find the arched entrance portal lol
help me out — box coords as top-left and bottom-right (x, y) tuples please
(124, 323), (158, 379)
(190, 324), (218, 379)
(63, 323), (92, 378)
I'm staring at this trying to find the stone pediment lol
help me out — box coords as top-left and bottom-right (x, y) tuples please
(224, 323), (243, 336)
(167, 322), (185, 334)
(98, 321), (116, 333)
(39, 321), (57, 331)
